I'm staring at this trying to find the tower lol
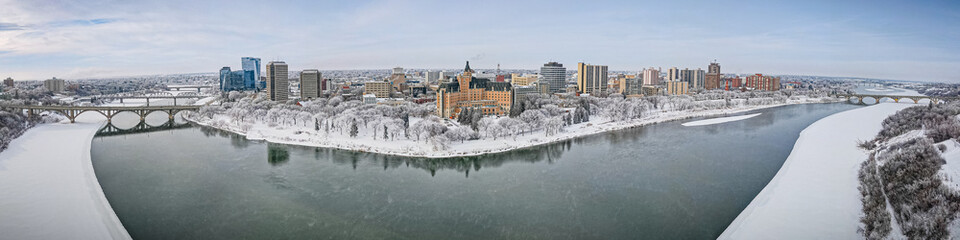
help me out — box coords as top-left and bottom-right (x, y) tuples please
(265, 61), (288, 101)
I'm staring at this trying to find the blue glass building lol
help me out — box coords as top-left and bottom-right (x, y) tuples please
(219, 67), (246, 92)
(219, 57), (264, 92)
(241, 57), (262, 90)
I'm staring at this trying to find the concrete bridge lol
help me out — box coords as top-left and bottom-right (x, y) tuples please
(833, 93), (959, 105)
(89, 92), (211, 106)
(0, 104), (202, 123)
(164, 85), (213, 92)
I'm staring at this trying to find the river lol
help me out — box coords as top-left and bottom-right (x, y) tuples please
(90, 103), (859, 239)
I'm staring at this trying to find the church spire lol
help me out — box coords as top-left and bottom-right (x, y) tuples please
(464, 61), (473, 73)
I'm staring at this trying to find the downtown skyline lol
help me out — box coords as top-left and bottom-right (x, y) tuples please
(0, 0), (958, 82)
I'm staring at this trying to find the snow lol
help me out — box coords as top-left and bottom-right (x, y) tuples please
(937, 139), (960, 191)
(719, 103), (915, 240)
(187, 97), (833, 158)
(681, 113), (761, 127)
(0, 116), (130, 239)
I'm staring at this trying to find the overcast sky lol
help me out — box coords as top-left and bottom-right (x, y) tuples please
(0, 0), (958, 82)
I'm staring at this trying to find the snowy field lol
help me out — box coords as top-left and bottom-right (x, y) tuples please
(719, 103), (915, 239)
(187, 97), (833, 158)
(0, 115), (130, 239)
(682, 113), (761, 127)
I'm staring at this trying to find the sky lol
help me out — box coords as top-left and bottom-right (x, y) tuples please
(0, 0), (958, 82)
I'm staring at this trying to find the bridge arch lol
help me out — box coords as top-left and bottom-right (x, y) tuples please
(177, 91), (200, 97)
(148, 92), (174, 97)
(878, 96), (898, 104)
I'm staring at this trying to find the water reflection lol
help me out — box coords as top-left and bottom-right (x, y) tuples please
(267, 143), (290, 166)
(97, 119), (191, 137)
(90, 103), (863, 240)
(305, 139), (572, 177)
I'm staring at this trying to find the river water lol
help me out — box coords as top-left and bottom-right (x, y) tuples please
(90, 103), (859, 239)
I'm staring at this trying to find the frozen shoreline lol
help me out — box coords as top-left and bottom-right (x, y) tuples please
(682, 113), (761, 126)
(186, 98), (836, 159)
(0, 120), (131, 239)
(718, 103), (915, 239)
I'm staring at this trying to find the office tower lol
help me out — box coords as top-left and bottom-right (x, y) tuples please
(540, 62), (566, 93)
(4, 77), (14, 88)
(667, 67), (680, 81)
(390, 67), (406, 91)
(300, 69), (321, 100)
(706, 61), (721, 90)
(219, 67), (246, 92)
(577, 62), (608, 95)
(426, 71), (441, 84)
(266, 61), (289, 101)
(642, 67), (660, 85)
(43, 77), (65, 93)
(436, 61), (513, 118)
(241, 57), (261, 90)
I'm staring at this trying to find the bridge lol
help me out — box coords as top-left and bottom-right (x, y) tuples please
(0, 104), (202, 123)
(165, 85), (214, 92)
(89, 92), (212, 106)
(832, 93), (959, 105)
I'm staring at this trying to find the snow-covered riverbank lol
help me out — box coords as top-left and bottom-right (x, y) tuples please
(187, 97), (836, 158)
(682, 113), (761, 126)
(0, 119), (130, 239)
(719, 103), (915, 239)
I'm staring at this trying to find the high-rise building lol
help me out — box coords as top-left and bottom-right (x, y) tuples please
(390, 67), (406, 91)
(425, 71), (441, 84)
(680, 68), (706, 89)
(241, 57), (262, 90)
(266, 61), (289, 101)
(436, 61), (513, 119)
(43, 77), (65, 93)
(665, 81), (688, 95)
(540, 62), (566, 93)
(3, 77), (13, 88)
(667, 67), (680, 81)
(745, 74), (780, 91)
(706, 61), (722, 90)
(642, 67), (660, 85)
(577, 62), (608, 95)
(300, 69), (321, 100)
(219, 67), (246, 92)
(619, 76), (641, 95)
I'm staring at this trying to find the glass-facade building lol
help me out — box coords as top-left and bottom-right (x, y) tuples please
(241, 57), (262, 90)
(220, 57), (263, 92)
(219, 67), (246, 92)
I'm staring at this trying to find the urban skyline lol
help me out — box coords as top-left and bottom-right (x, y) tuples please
(0, 0), (958, 83)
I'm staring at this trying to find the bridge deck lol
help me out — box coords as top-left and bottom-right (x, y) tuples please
(1, 105), (201, 110)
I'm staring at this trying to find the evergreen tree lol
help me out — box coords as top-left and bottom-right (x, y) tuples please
(349, 121), (358, 137)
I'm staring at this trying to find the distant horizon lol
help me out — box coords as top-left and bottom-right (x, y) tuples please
(3, 67), (929, 84)
(1, 0), (957, 83)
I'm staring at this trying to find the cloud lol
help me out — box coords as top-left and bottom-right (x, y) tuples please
(47, 18), (121, 27)
(0, 22), (24, 31)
